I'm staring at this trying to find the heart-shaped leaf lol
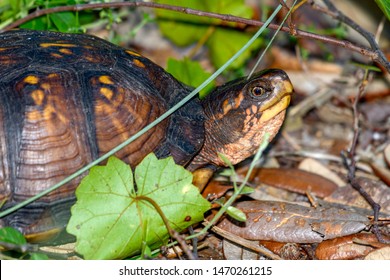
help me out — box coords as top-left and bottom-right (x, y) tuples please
(67, 154), (210, 259)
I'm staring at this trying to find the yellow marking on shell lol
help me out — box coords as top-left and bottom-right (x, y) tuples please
(126, 50), (141, 57)
(26, 104), (67, 126)
(51, 53), (63, 58)
(259, 95), (291, 123)
(133, 59), (145, 68)
(100, 87), (114, 100)
(48, 73), (59, 79)
(0, 47), (11, 52)
(40, 43), (77, 48)
(59, 48), (73, 55)
(31, 89), (45, 106)
(24, 75), (39, 84)
(99, 75), (114, 85)
(40, 83), (51, 90)
(85, 56), (96, 62)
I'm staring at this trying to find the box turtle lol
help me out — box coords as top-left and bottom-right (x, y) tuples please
(0, 29), (293, 242)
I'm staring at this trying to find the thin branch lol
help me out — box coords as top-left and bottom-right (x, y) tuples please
(316, 0), (389, 71)
(341, 71), (387, 244)
(1, 1), (389, 73)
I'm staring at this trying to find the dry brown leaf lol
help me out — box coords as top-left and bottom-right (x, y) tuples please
(222, 239), (260, 260)
(364, 247), (390, 260)
(202, 181), (233, 201)
(315, 233), (377, 260)
(324, 177), (390, 214)
(245, 168), (338, 198)
(298, 158), (345, 187)
(217, 200), (368, 243)
(385, 144), (390, 167)
(369, 163), (390, 188)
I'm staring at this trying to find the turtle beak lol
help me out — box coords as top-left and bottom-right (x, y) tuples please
(259, 73), (293, 123)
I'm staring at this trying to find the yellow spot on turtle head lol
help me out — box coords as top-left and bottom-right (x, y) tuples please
(259, 95), (291, 122)
(251, 105), (257, 114)
(100, 87), (114, 100)
(126, 50), (141, 57)
(31, 90), (45, 106)
(24, 75), (39, 84)
(233, 92), (244, 109)
(222, 99), (233, 116)
(99, 75), (114, 85)
(133, 59), (145, 68)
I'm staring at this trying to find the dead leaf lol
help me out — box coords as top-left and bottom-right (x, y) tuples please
(369, 162), (390, 188)
(364, 247), (390, 260)
(202, 181), (233, 201)
(385, 144), (390, 167)
(315, 233), (378, 260)
(217, 200), (369, 243)
(324, 177), (390, 214)
(298, 158), (345, 187)
(223, 239), (260, 260)
(245, 168), (338, 198)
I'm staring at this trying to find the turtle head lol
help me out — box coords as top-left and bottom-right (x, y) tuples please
(188, 69), (293, 170)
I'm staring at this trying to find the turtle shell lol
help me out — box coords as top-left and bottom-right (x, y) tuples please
(0, 29), (205, 240)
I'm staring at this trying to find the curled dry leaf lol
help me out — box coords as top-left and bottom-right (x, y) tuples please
(245, 168), (338, 198)
(369, 162), (390, 188)
(324, 177), (390, 215)
(223, 239), (260, 260)
(364, 247), (390, 260)
(202, 181), (234, 201)
(315, 233), (379, 260)
(385, 144), (390, 167)
(217, 200), (368, 243)
(298, 158), (345, 187)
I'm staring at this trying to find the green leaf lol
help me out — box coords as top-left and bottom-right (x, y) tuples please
(207, 28), (262, 69)
(29, 253), (49, 260)
(0, 227), (26, 245)
(226, 206), (247, 222)
(166, 57), (215, 98)
(239, 186), (254, 195)
(50, 12), (77, 32)
(67, 155), (210, 259)
(155, 0), (262, 69)
(375, 0), (390, 21)
(351, 62), (382, 72)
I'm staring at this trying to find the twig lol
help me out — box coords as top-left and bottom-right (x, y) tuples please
(138, 196), (196, 259)
(341, 71), (387, 244)
(205, 221), (282, 260)
(312, 0), (389, 71)
(1, 1), (389, 73)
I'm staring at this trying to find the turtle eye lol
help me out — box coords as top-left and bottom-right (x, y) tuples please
(251, 86), (264, 96)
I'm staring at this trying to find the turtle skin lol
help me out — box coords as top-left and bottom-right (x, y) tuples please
(0, 29), (293, 241)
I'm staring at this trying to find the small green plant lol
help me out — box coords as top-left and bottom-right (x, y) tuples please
(67, 154), (211, 260)
(0, 227), (48, 260)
